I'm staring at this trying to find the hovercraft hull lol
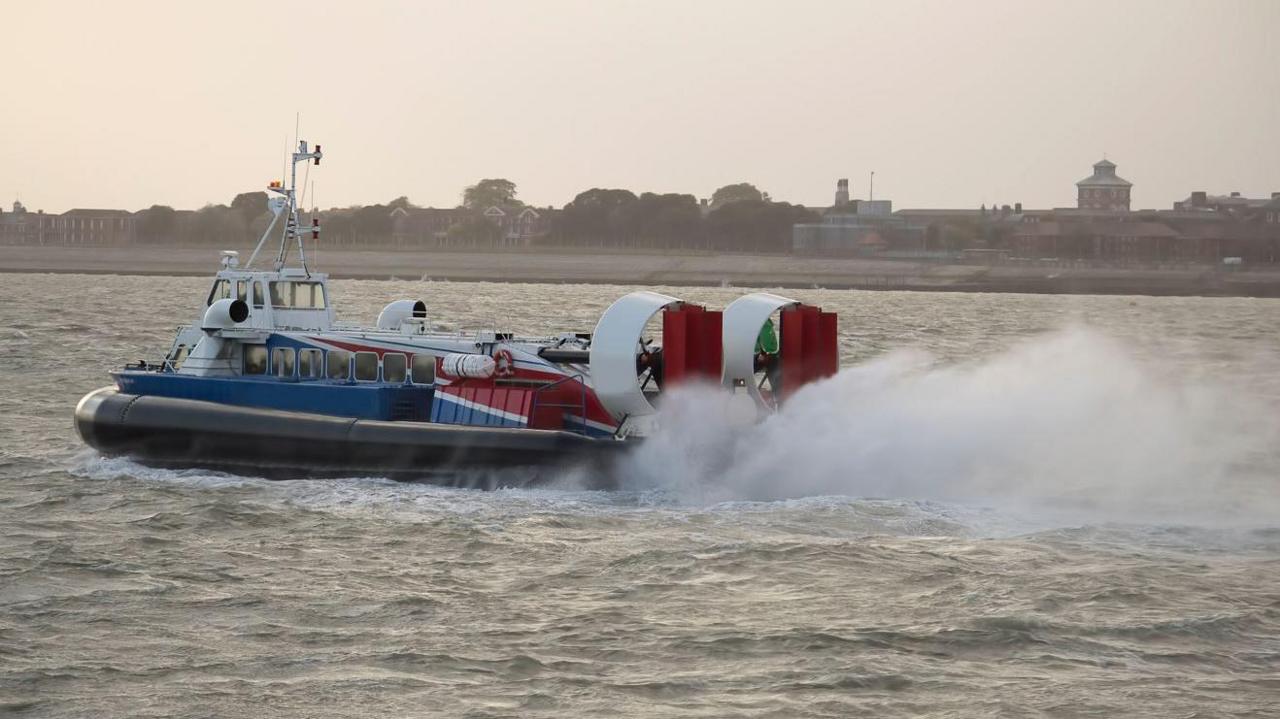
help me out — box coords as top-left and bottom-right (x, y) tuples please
(74, 387), (627, 487)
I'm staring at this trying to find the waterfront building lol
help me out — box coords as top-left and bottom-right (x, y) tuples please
(793, 180), (915, 254)
(57, 209), (135, 245)
(1077, 159), (1132, 211)
(0, 201), (57, 244)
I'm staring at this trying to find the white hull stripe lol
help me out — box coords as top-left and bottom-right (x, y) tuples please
(435, 391), (529, 425)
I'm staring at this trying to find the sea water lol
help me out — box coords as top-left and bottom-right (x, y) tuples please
(2, 273), (1278, 717)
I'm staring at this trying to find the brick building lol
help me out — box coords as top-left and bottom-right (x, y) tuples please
(1077, 159), (1132, 211)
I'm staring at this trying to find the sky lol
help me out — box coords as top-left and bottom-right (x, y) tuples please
(2, 0), (1278, 213)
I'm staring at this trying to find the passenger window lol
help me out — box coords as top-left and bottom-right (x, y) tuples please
(298, 349), (323, 379)
(252, 281), (264, 308)
(383, 353), (407, 383)
(272, 347), (295, 377)
(411, 354), (435, 384)
(353, 352), (378, 381)
(243, 345), (268, 375)
(236, 280), (248, 302)
(326, 350), (351, 380)
(206, 279), (231, 306)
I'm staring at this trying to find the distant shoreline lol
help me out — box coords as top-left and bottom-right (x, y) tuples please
(3, 245), (1280, 298)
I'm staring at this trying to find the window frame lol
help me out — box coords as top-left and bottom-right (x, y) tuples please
(270, 281), (290, 308)
(411, 353), (436, 385)
(382, 352), (408, 384)
(326, 349), (351, 380)
(298, 348), (324, 379)
(206, 279), (231, 306)
(271, 347), (296, 378)
(353, 351), (379, 382)
(243, 345), (268, 375)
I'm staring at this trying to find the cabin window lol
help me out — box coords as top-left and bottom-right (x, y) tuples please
(207, 279), (232, 305)
(298, 349), (323, 379)
(383, 353), (407, 383)
(294, 283), (313, 309)
(353, 352), (378, 381)
(272, 347), (295, 378)
(326, 350), (351, 380)
(269, 281), (327, 309)
(294, 283), (313, 308)
(170, 344), (188, 369)
(411, 353), (435, 384)
(295, 282), (327, 309)
(243, 345), (268, 375)
(252, 281), (265, 308)
(236, 280), (248, 302)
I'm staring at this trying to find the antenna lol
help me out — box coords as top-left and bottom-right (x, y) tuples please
(869, 171), (875, 202)
(311, 181), (318, 269)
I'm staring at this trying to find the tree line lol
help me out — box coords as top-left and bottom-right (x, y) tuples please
(130, 179), (819, 254)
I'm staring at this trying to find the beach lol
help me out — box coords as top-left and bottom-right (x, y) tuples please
(3, 245), (1280, 296)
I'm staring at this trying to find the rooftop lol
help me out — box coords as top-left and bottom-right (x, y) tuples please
(1077, 158), (1133, 188)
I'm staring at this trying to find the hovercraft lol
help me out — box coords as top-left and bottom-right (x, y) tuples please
(73, 141), (841, 486)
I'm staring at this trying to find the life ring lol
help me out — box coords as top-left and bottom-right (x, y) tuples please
(493, 348), (516, 377)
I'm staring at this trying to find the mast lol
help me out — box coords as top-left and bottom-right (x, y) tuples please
(245, 140), (323, 273)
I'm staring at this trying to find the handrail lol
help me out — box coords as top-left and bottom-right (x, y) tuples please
(529, 372), (589, 436)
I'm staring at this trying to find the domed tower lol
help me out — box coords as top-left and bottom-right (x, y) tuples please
(1076, 159), (1132, 211)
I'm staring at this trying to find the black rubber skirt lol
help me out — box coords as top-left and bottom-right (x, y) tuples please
(74, 387), (629, 487)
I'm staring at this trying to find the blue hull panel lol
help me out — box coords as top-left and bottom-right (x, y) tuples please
(115, 372), (434, 421)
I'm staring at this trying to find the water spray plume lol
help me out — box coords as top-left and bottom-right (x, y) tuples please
(619, 328), (1279, 523)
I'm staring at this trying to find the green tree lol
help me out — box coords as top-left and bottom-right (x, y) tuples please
(463, 179), (520, 210)
(711, 182), (764, 208)
(630, 193), (702, 249)
(352, 204), (393, 243)
(230, 191), (267, 228)
(134, 205), (177, 244)
(555, 188), (639, 247)
(388, 196), (416, 211)
(188, 204), (243, 246)
(707, 200), (816, 253)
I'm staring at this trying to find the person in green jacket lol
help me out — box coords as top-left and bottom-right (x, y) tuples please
(755, 317), (779, 355)
(755, 318), (781, 395)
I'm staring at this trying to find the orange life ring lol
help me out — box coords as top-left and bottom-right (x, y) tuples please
(493, 348), (516, 377)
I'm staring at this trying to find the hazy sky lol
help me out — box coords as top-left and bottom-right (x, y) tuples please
(3, 1), (1277, 213)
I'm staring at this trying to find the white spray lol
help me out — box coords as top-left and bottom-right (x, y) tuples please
(619, 328), (1280, 523)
